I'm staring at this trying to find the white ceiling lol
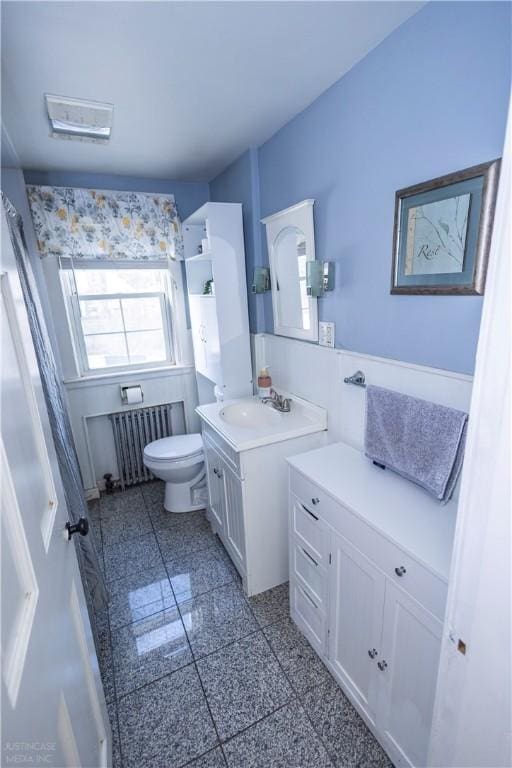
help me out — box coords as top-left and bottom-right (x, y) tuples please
(1, 1), (422, 182)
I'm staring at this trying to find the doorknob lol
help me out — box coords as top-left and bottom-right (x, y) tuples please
(65, 517), (89, 541)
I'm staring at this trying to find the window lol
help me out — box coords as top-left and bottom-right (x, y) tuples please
(62, 266), (174, 373)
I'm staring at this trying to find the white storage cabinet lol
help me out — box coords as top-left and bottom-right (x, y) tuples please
(288, 442), (457, 768)
(183, 202), (252, 400)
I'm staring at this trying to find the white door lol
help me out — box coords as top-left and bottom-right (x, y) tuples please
(200, 296), (221, 386)
(378, 580), (442, 768)
(188, 295), (208, 378)
(221, 460), (246, 571)
(203, 436), (225, 533)
(328, 531), (385, 726)
(1, 208), (110, 767)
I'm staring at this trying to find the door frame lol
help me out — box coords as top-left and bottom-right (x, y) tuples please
(428, 99), (511, 767)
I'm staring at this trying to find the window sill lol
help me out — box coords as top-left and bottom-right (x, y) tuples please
(63, 363), (195, 390)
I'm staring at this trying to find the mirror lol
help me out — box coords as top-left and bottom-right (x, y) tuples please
(262, 199), (318, 341)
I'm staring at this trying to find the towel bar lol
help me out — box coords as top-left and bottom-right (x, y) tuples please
(344, 370), (366, 388)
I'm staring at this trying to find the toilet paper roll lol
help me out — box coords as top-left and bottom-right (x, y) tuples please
(123, 386), (143, 404)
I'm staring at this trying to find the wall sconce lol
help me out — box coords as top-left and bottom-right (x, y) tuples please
(252, 266), (271, 294)
(306, 261), (335, 297)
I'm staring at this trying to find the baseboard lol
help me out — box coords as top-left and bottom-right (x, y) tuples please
(84, 487), (100, 501)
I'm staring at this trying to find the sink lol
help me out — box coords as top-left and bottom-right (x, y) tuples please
(197, 393), (327, 452)
(220, 401), (282, 429)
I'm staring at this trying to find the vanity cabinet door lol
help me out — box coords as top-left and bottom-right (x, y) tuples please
(377, 581), (443, 768)
(204, 437), (225, 533)
(328, 531), (385, 726)
(220, 460), (246, 573)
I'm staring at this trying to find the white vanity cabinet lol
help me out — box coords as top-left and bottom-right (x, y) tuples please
(287, 442), (457, 768)
(198, 409), (327, 597)
(183, 202), (252, 400)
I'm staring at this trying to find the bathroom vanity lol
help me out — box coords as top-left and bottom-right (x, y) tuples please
(196, 395), (327, 596)
(287, 441), (457, 768)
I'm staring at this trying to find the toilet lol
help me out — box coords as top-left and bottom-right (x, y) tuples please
(143, 433), (205, 513)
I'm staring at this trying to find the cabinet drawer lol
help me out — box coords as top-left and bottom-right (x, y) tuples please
(292, 542), (327, 611)
(291, 469), (447, 619)
(292, 496), (326, 564)
(373, 537), (447, 620)
(290, 578), (326, 655)
(201, 423), (241, 476)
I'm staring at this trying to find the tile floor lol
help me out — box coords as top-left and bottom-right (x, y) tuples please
(89, 481), (393, 768)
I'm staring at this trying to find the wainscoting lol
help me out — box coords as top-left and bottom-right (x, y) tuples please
(252, 333), (473, 452)
(65, 365), (199, 496)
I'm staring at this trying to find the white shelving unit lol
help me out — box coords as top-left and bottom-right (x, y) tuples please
(183, 202), (253, 400)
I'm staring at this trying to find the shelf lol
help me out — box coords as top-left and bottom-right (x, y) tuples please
(186, 251), (212, 263)
(188, 292), (216, 299)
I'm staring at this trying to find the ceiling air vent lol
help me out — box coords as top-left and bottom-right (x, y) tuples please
(45, 94), (113, 144)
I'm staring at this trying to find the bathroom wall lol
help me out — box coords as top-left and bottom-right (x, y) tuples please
(211, 1), (511, 375)
(2, 167), (208, 493)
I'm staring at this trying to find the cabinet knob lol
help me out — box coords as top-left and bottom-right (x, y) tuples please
(377, 660), (388, 671)
(311, 497), (320, 506)
(368, 648), (378, 659)
(394, 566), (407, 577)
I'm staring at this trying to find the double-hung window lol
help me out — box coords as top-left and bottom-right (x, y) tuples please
(61, 265), (174, 373)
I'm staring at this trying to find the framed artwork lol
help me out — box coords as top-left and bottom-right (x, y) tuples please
(391, 159), (500, 295)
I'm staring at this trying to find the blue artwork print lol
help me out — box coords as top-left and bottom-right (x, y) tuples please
(404, 193), (470, 275)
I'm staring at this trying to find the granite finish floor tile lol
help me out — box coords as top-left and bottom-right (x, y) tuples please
(100, 487), (146, 518)
(302, 678), (393, 768)
(97, 628), (116, 704)
(140, 480), (165, 507)
(179, 583), (258, 659)
(184, 747), (227, 767)
(101, 505), (153, 546)
(197, 631), (293, 740)
(222, 700), (334, 768)
(155, 520), (217, 559)
(117, 665), (218, 768)
(263, 618), (332, 694)
(103, 533), (163, 583)
(108, 565), (176, 630)
(165, 543), (235, 604)
(248, 582), (290, 628)
(107, 701), (122, 768)
(112, 606), (193, 697)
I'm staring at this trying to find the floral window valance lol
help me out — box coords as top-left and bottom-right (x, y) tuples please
(26, 185), (184, 261)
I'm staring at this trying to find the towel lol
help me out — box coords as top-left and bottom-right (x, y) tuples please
(365, 385), (468, 503)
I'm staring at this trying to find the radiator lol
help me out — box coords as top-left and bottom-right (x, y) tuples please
(109, 402), (184, 489)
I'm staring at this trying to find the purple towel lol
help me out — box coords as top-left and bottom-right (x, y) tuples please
(365, 385), (468, 503)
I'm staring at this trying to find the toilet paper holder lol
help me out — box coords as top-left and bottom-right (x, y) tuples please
(120, 385), (144, 405)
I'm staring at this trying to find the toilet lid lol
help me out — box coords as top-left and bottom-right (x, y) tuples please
(143, 433), (203, 462)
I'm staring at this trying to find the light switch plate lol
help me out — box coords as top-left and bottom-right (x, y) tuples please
(319, 321), (335, 348)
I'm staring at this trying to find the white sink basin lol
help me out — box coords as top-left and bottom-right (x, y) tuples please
(196, 393), (327, 452)
(220, 401), (281, 428)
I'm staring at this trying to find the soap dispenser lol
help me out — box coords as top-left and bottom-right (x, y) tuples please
(257, 367), (272, 399)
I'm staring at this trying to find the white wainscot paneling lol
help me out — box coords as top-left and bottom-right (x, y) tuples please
(253, 334), (473, 452)
(65, 366), (199, 494)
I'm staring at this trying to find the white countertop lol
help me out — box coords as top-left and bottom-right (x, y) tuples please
(196, 394), (327, 452)
(287, 441), (457, 580)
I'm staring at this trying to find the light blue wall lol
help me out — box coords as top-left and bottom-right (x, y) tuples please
(211, 1), (511, 374)
(23, 169), (209, 221)
(209, 148), (265, 333)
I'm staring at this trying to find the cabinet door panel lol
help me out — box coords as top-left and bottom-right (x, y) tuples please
(290, 578), (327, 655)
(221, 461), (246, 571)
(328, 532), (385, 725)
(189, 296), (208, 378)
(378, 581), (442, 768)
(201, 297), (222, 386)
(203, 437), (224, 532)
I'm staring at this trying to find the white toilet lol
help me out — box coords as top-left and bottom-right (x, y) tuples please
(143, 433), (205, 513)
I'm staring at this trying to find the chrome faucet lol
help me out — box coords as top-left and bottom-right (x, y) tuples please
(261, 388), (292, 413)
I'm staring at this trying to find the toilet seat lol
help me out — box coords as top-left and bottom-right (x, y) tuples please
(143, 434), (203, 464)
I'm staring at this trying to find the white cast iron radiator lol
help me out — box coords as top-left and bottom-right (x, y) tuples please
(109, 402), (185, 489)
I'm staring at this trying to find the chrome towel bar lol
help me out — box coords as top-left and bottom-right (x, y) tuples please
(344, 370), (366, 388)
